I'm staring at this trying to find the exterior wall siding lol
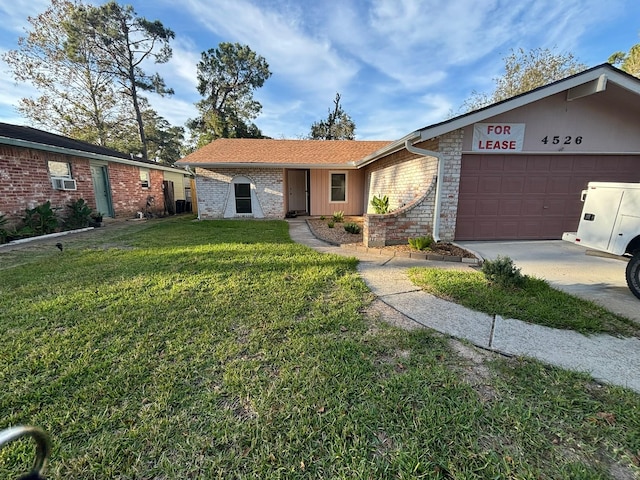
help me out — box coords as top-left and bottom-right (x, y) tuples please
(163, 171), (187, 201)
(195, 167), (284, 219)
(309, 169), (365, 216)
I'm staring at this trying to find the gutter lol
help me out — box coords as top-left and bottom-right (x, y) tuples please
(404, 139), (442, 242)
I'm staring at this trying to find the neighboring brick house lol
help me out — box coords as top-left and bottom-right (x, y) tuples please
(0, 123), (192, 228)
(177, 63), (640, 246)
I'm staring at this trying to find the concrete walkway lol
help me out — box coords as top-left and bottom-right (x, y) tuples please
(287, 219), (640, 393)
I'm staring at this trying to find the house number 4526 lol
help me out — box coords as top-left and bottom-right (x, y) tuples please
(541, 135), (583, 145)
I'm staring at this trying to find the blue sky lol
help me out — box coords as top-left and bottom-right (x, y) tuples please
(1, 0), (639, 141)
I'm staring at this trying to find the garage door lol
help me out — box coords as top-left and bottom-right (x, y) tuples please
(455, 154), (640, 240)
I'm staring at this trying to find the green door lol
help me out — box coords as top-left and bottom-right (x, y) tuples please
(90, 164), (113, 217)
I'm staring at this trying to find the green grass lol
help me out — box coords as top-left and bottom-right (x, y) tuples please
(408, 267), (640, 337)
(1, 217), (639, 479)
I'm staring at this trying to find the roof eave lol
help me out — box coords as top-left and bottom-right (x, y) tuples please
(175, 161), (359, 169)
(1, 136), (190, 174)
(354, 131), (421, 168)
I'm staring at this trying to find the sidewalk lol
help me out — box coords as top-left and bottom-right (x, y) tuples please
(287, 219), (640, 393)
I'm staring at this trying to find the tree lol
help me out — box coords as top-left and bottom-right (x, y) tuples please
(2, 0), (125, 146)
(609, 44), (640, 77)
(65, 1), (175, 159)
(143, 108), (186, 165)
(309, 93), (355, 140)
(188, 42), (272, 147)
(463, 47), (587, 111)
(102, 100), (185, 164)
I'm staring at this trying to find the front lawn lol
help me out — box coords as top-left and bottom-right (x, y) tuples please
(1, 217), (639, 479)
(407, 267), (640, 337)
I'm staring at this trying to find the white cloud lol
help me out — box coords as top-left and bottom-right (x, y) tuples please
(180, 0), (359, 98)
(0, 0), (50, 36)
(0, 0), (638, 141)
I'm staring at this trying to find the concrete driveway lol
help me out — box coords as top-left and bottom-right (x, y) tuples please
(457, 240), (640, 324)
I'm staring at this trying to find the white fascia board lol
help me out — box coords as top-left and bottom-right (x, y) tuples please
(0, 136), (190, 175)
(606, 70), (640, 94)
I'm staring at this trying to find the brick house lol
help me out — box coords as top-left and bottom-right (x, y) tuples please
(178, 63), (640, 246)
(0, 123), (192, 228)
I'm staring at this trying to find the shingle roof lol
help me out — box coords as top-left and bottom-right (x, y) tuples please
(0, 122), (133, 160)
(177, 138), (392, 168)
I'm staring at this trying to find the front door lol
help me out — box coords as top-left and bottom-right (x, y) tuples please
(90, 164), (113, 217)
(287, 169), (308, 214)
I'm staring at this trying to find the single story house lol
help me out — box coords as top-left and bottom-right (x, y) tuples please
(177, 63), (640, 246)
(0, 123), (193, 227)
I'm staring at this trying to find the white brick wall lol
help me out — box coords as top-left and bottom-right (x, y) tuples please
(195, 167), (284, 219)
(364, 149), (437, 212)
(363, 130), (465, 245)
(437, 130), (464, 241)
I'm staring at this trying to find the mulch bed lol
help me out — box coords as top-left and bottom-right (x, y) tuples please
(306, 217), (477, 261)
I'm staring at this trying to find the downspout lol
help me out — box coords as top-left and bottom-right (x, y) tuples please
(404, 139), (442, 242)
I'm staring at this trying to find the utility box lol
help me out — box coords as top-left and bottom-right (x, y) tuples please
(563, 182), (640, 299)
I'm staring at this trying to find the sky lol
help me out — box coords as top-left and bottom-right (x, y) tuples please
(1, 0), (639, 142)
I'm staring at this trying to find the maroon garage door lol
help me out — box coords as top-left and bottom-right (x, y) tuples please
(455, 154), (640, 240)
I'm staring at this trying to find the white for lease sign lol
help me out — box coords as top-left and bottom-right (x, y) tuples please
(472, 123), (525, 152)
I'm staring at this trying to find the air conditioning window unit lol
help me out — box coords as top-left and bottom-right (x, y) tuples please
(52, 177), (77, 191)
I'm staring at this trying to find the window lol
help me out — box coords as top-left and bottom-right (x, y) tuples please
(140, 169), (150, 188)
(48, 160), (71, 178)
(330, 172), (346, 202)
(235, 183), (252, 213)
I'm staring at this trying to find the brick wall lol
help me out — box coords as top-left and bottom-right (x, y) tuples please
(364, 146), (437, 212)
(0, 144), (175, 227)
(107, 163), (165, 217)
(0, 145), (96, 228)
(363, 177), (438, 246)
(437, 130), (464, 241)
(362, 133), (464, 246)
(195, 167), (284, 219)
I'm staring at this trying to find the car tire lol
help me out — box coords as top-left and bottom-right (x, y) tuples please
(626, 251), (640, 300)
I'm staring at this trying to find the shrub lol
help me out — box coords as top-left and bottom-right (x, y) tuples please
(332, 211), (344, 223)
(408, 235), (434, 251)
(319, 215), (326, 220)
(327, 221), (335, 228)
(20, 201), (59, 237)
(370, 194), (390, 214)
(481, 255), (526, 289)
(65, 198), (94, 229)
(90, 212), (103, 227)
(344, 222), (361, 234)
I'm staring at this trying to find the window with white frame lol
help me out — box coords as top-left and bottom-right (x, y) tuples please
(330, 172), (346, 202)
(48, 160), (72, 178)
(140, 168), (150, 188)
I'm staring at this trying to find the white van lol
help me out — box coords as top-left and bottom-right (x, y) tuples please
(563, 182), (640, 299)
